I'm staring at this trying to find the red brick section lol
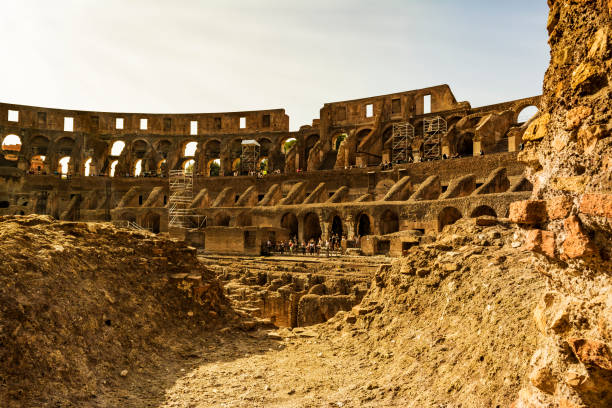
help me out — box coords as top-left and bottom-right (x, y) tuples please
(547, 195), (573, 220)
(579, 193), (612, 218)
(562, 216), (597, 259)
(522, 229), (556, 258)
(509, 200), (547, 224)
(567, 338), (612, 371)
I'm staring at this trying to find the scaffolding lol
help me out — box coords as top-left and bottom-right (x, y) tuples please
(422, 116), (447, 161)
(168, 169), (206, 229)
(391, 122), (415, 163)
(241, 139), (260, 173)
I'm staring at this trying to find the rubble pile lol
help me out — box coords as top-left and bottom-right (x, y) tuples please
(0, 215), (231, 407)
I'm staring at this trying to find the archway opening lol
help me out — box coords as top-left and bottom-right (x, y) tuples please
(330, 215), (343, 237)
(438, 207), (462, 232)
(184, 141), (198, 157)
(281, 212), (298, 239)
(470, 205), (497, 218)
(380, 209), (400, 235)
(134, 159), (143, 176)
(456, 133), (474, 157)
(30, 155), (46, 174)
(1, 135), (22, 157)
(58, 156), (71, 177)
(517, 106), (539, 124)
(157, 159), (167, 176)
(259, 157), (268, 173)
(214, 212), (230, 226)
(84, 158), (93, 177)
(109, 160), (119, 177)
(207, 158), (220, 177)
(357, 213), (371, 237)
(282, 138), (297, 154)
(304, 134), (320, 163)
(231, 158), (241, 174)
(183, 159), (195, 174)
(110, 141), (125, 156)
(331, 133), (347, 151)
(355, 128), (371, 148)
(303, 212), (322, 241)
(143, 212), (161, 233)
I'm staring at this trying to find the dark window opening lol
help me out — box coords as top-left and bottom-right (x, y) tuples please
(262, 114), (271, 128)
(441, 185), (448, 192)
(163, 118), (172, 131)
(391, 98), (401, 114)
(214, 117), (222, 129)
(163, 195), (167, 205)
(336, 106), (347, 121)
(244, 231), (256, 248)
(0, 201), (9, 208)
(37, 112), (47, 127)
(235, 194), (240, 203)
(258, 194), (264, 201)
(138, 195), (143, 205)
(91, 116), (99, 129)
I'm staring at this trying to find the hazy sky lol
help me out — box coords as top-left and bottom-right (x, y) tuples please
(0, 0), (549, 130)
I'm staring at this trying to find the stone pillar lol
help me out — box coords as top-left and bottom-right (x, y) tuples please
(473, 140), (482, 156)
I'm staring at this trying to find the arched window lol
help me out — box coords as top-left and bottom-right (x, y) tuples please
(111, 141), (125, 156)
(134, 159), (143, 176)
(110, 160), (119, 177)
(517, 106), (539, 124)
(1, 134), (22, 152)
(183, 159), (195, 173)
(184, 141), (198, 157)
(84, 158), (93, 177)
(58, 156), (71, 176)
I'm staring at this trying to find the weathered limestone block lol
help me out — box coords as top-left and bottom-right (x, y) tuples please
(523, 113), (550, 142)
(509, 200), (547, 224)
(580, 193), (612, 218)
(116, 186), (140, 208)
(565, 106), (592, 130)
(440, 174), (476, 199)
(546, 195), (573, 220)
(567, 338), (612, 371)
(408, 175), (441, 201)
(562, 216), (597, 259)
(523, 229), (556, 258)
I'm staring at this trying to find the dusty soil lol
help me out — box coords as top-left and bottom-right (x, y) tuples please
(160, 218), (547, 407)
(0, 215), (231, 408)
(1, 215), (548, 407)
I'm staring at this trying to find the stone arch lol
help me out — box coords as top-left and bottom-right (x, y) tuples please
(456, 132), (474, 157)
(356, 212), (372, 237)
(380, 209), (400, 235)
(470, 205), (497, 218)
(303, 212), (322, 241)
(330, 131), (347, 151)
(214, 212), (231, 226)
(330, 214), (344, 237)
(515, 105), (539, 124)
(236, 212), (252, 227)
(110, 140), (125, 157)
(258, 138), (272, 157)
(142, 212), (161, 233)
(355, 127), (372, 149)
(131, 139), (149, 157)
(281, 136), (298, 154)
(30, 135), (50, 155)
(438, 207), (462, 232)
(154, 139), (172, 157)
(182, 140), (198, 157)
(304, 134), (319, 163)
(381, 125), (394, 148)
(280, 212), (299, 238)
(2, 134), (22, 153)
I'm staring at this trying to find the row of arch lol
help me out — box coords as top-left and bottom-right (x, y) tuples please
(206, 204), (498, 241)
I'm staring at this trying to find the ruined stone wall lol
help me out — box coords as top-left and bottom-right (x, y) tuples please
(512, 1), (612, 407)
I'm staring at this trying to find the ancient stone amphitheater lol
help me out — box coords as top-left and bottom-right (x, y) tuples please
(0, 85), (540, 254)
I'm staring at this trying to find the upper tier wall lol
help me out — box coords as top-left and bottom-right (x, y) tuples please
(0, 103), (290, 135)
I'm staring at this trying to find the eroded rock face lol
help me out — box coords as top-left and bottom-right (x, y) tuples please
(513, 1), (612, 407)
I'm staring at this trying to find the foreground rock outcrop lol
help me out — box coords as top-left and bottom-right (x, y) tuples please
(0, 215), (231, 407)
(512, 1), (612, 407)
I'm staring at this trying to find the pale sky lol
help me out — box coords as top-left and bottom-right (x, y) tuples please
(0, 0), (549, 130)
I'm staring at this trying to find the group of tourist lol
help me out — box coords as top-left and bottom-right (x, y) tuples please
(263, 234), (344, 257)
